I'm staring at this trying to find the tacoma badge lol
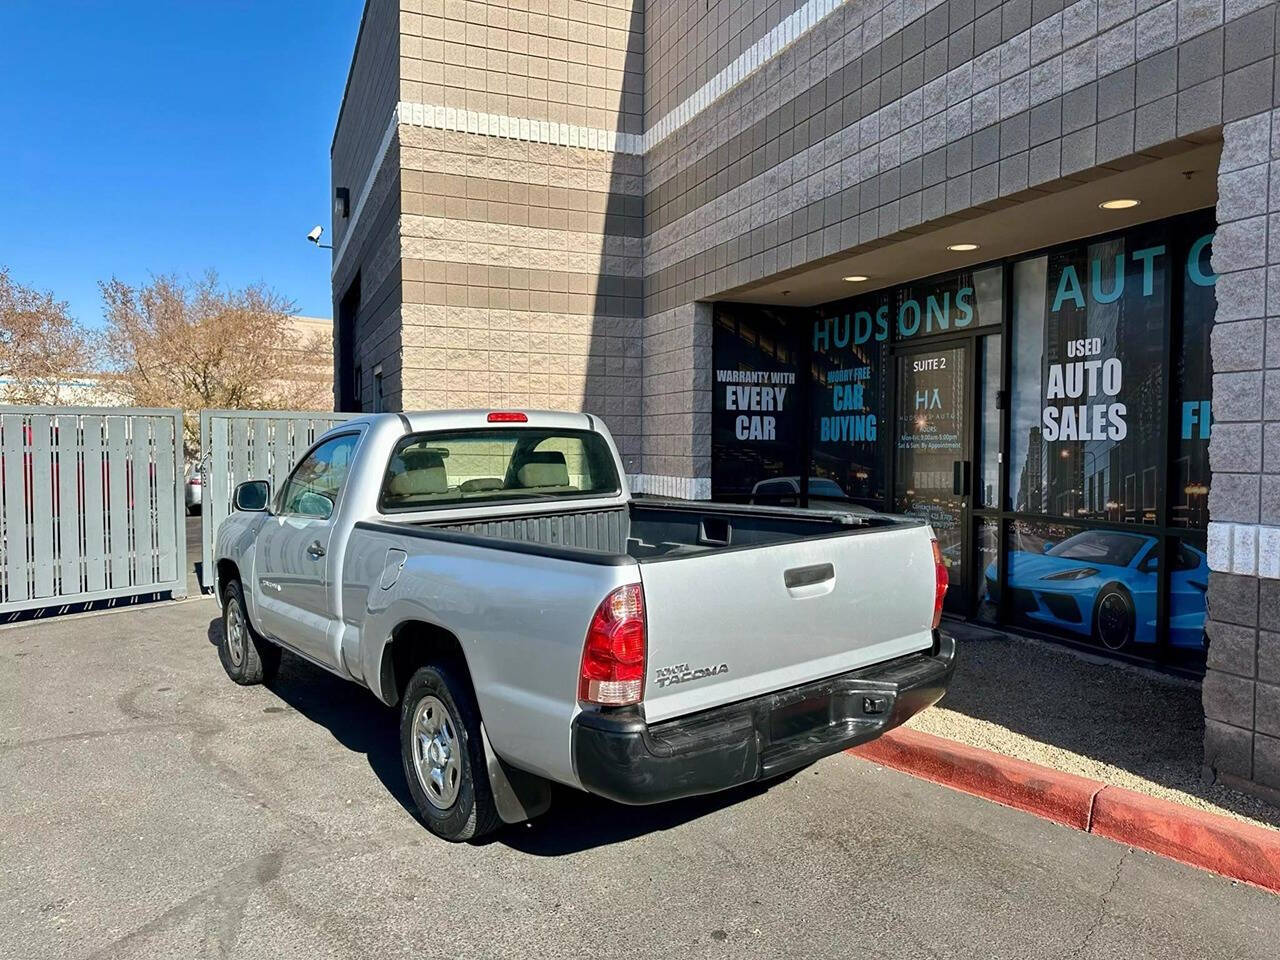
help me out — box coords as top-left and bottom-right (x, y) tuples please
(654, 662), (729, 688)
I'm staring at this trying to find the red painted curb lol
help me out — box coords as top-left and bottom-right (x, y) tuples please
(1091, 785), (1280, 891)
(849, 727), (1102, 830)
(849, 727), (1280, 893)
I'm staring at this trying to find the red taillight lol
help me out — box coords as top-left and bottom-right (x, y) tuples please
(579, 583), (646, 706)
(931, 539), (948, 629)
(190, 474), (201, 485)
(487, 411), (528, 422)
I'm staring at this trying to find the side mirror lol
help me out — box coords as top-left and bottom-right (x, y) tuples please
(233, 480), (271, 512)
(1041, 541), (1055, 553)
(295, 490), (334, 520)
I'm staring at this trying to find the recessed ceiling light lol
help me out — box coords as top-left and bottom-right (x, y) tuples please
(1099, 198), (1141, 210)
(947, 243), (979, 252)
(842, 275), (869, 282)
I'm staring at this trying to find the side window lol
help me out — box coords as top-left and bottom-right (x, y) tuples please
(279, 433), (360, 519)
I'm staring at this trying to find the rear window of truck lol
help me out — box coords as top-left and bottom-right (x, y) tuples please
(379, 428), (621, 512)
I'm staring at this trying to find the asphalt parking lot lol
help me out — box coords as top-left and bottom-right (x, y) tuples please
(3, 598), (1280, 960)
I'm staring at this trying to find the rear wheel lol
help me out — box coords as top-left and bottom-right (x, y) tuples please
(219, 580), (280, 685)
(400, 663), (500, 842)
(1092, 585), (1135, 651)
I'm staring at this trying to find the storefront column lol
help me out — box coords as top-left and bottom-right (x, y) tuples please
(634, 301), (713, 499)
(1204, 106), (1280, 798)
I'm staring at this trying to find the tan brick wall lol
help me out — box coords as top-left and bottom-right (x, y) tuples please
(399, 0), (644, 134)
(391, 0), (646, 470)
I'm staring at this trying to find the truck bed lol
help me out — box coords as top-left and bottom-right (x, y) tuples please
(368, 499), (938, 723)
(420, 499), (904, 562)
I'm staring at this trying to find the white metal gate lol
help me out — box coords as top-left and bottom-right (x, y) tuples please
(0, 406), (187, 614)
(199, 410), (356, 590)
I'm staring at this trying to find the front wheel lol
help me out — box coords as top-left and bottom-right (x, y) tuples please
(400, 664), (500, 842)
(1093, 585), (1135, 651)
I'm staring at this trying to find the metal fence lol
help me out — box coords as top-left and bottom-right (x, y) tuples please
(0, 406), (187, 614)
(199, 410), (356, 590)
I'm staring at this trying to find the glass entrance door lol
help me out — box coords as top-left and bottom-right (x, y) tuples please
(894, 343), (972, 613)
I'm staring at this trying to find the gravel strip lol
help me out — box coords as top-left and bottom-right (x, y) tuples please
(907, 622), (1280, 831)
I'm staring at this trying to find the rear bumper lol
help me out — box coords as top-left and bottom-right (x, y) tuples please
(572, 632), (956, 805)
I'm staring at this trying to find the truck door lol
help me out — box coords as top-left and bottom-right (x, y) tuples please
(253, 432), (361, 667)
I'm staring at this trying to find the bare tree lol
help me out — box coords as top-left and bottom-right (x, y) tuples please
(102, 272), (332, 455)
(0, 267), (99, 404)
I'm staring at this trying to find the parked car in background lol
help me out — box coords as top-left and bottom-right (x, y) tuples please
(985, 530), (1208, 651)
(749, 476), (875, 512)
(184, 462), (202, 515)
(213, 410), (954, 842)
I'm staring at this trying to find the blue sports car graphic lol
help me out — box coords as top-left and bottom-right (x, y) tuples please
(984, 530), (1207, 651)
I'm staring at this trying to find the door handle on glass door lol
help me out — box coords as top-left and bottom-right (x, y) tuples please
(307, 541), (326, 559)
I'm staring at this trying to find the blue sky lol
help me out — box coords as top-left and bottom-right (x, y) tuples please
(0, 2), (364, 329)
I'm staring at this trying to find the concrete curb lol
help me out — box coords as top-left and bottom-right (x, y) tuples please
(849, 727), (1280, 893)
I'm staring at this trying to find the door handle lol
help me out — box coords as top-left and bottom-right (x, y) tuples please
(306, 540), (326, 559)
(784, 563), (835, 589)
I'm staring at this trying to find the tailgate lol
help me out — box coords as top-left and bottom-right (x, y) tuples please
(638, 522), (938, 723)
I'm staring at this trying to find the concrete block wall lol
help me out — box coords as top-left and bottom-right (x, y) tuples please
(1204, 99), (1280, 797)
(638, 301), (713, 494)
(332, 0), (404, 412)
(333, 0), (402, 262)
(639, 0), (1274, 498)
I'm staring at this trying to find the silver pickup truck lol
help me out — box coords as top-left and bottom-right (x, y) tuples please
(213, 410), (954, 841)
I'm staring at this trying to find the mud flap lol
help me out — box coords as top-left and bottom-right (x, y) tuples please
(480, 722), (552, 824)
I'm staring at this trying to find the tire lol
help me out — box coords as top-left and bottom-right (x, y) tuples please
(1092, 584), (1135, 651)
(400, 663), (500, 842)
(219, 579), (281, 686)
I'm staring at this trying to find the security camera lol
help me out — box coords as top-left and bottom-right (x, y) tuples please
(307, 225), (325, 244)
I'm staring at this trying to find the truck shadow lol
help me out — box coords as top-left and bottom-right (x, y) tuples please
(493, 780), (776, 857)
(208, 616), (779, 851)
(205, 617), (417, 816)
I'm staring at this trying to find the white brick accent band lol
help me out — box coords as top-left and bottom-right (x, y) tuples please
(335, 101), (644, 275)
(628, 474), (712, 500)
(1207, 522), (1280, 579)
(396, 101), (644, 155)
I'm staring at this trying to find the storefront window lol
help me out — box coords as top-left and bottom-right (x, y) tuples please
(1172, 227), (1215, 529)
(976, 518), (999, 622)
(893, 265), (1004, 339)
(1167, 532), (1209, 660)
(1002, 519), (1161, 650)
(1009, 230), (1168, 523)
(711, 306), (805, 502)
(710, 211), (1213, 669)
(810, 295), (890, 505)
(977, 335), (1001, 508)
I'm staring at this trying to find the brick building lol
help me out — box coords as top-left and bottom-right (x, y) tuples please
(331, 0), (1280, 799)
